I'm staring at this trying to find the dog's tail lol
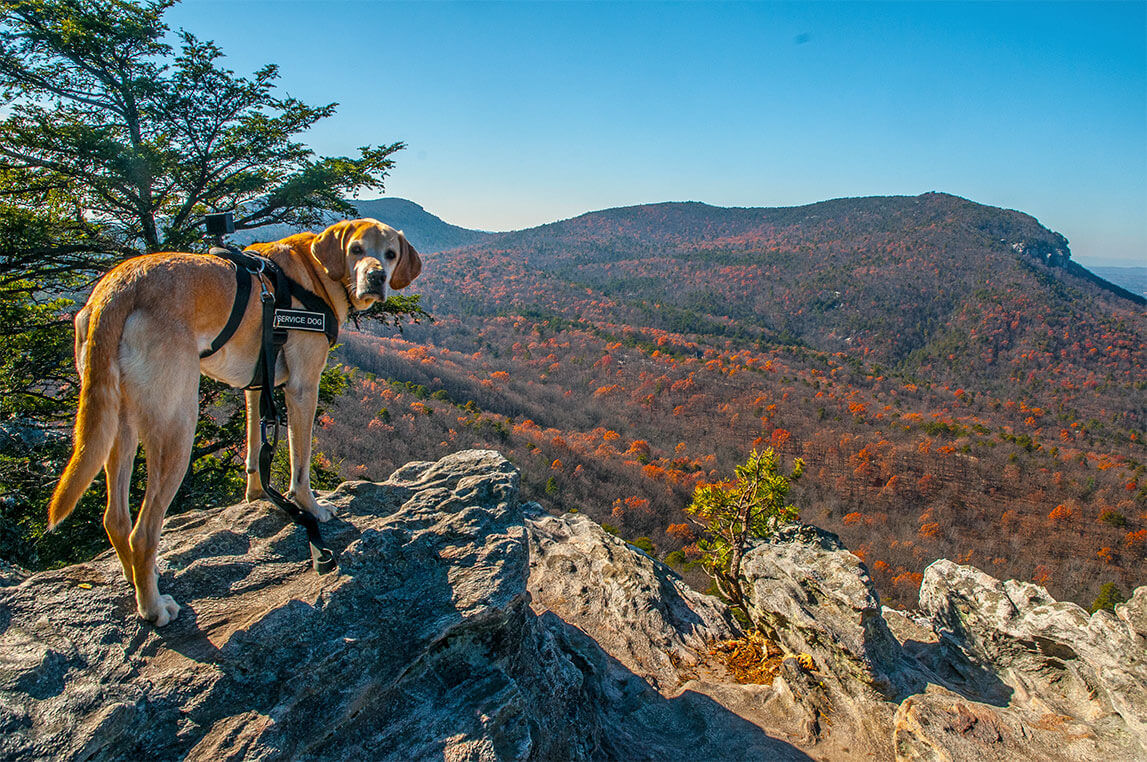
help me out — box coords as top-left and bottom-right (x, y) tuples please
(48, 291), (131, 530)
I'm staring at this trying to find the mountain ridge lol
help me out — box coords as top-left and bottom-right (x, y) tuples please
(232, 197), (493, 254)
(238, 192), (1140, 305)
(476, 192), (1145, 305)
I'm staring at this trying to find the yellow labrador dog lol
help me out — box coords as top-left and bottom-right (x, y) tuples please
(48, 219), (421, 626)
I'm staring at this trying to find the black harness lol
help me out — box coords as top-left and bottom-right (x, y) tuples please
(204, 244), (339, 574)
(200, 246), (339, 368)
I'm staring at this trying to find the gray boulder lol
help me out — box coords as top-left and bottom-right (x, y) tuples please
(741, 524), (915, 696)
(915, 559), (1147, 760)
(525, 507), (735, 691)
(736, 524), (919, 758)
(893, 683), (1062, 762)
(735, 527), (1147, 761)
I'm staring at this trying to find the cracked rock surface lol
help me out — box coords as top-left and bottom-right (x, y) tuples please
(2, 450), (1143, 761)
(0, 450), (808, 761)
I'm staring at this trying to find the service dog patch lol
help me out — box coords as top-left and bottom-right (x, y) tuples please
(273, 308), (327, 333)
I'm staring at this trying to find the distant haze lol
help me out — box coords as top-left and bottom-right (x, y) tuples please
(1091, 267), (1147, 298)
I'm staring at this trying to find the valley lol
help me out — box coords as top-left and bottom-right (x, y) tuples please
(319, 193), (1145, 609)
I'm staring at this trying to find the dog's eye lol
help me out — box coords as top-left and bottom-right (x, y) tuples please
(384, 249), (397, 261)
(350, 242), (363, 255)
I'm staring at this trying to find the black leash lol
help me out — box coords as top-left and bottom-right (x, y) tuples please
(206, 243), (337, 574)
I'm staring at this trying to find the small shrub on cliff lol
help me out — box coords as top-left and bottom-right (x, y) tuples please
(1091, 582), (1126, 613)
(630, 536), (656, 555)
(1099, 510), (1127, 528)
(686, 448), (803, 611)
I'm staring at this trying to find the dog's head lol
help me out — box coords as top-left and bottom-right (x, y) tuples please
(310, 219), (422, 310)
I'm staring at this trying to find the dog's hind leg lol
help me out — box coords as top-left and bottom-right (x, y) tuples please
(131, 402), (196, 626)
(125, 333), (200, 627)
(103, 415), (137, 586)
(243, 388), (267, 502)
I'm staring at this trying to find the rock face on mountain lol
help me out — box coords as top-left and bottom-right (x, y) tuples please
(740, 528), (1147, 762)
(743, 524), (910, 695)
(526, 508), (735, 691)
(908, 560), (1147, 758)
(2, 450), (1144, 761)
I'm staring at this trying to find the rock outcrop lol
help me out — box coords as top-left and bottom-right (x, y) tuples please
(526, 508), (734, 691)
(737, 526), (1147, 761)
(737, 524), (919, 758)
(2, 450), (1144, 761)
(901, 560), (1147, 760)
(0, 451), (808, 761)
(742, 524), (911, 695)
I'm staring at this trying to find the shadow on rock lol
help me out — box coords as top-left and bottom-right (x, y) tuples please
(540, 611), (814, 761)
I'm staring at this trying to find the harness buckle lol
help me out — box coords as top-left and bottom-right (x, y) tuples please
(260, 418), (279, 448)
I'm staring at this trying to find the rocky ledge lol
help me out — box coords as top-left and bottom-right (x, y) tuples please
(1, 450), (1144, 761)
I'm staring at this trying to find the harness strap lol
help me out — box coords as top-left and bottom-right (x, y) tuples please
(199, 257), (253, 360)
(201, 245), (339, 362)
(254, 286), (336, 574)
(202, 243), (337, 574)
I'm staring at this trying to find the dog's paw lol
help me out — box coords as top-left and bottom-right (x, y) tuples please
(287, 489), (336, 522)
(301, 499), (335, 523)
(141, 595), (181, 627)
(245, 486), (268, 503)
(313, 499), (336, 523)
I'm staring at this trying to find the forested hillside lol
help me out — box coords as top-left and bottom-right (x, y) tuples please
(322, 192), (1146, 608)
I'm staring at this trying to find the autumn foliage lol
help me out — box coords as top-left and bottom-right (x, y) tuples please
(316, 193), (1145, 609)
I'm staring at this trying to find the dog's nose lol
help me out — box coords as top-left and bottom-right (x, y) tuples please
(366, 268), (387, 293)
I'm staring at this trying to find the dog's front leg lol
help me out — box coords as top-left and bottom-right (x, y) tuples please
(284, 376), (335, 522)
(243, 389), (267, 502)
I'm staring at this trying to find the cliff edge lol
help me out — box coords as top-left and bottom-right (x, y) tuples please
(2, 450), (1144, 761)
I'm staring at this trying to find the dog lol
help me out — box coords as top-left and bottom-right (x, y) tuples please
(48, 219), (421, 626)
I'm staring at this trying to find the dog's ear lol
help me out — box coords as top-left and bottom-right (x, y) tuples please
(390, 231), (422, 290)
(311, 221), (352, 282)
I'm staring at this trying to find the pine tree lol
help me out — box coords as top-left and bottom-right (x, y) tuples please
(687, 448), (803, 611)
(0, 0), (417, 568)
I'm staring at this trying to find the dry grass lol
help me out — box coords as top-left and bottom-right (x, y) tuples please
(708, 630), (787, 685)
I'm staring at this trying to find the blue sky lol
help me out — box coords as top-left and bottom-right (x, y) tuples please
(166, 1), (1146, 266)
